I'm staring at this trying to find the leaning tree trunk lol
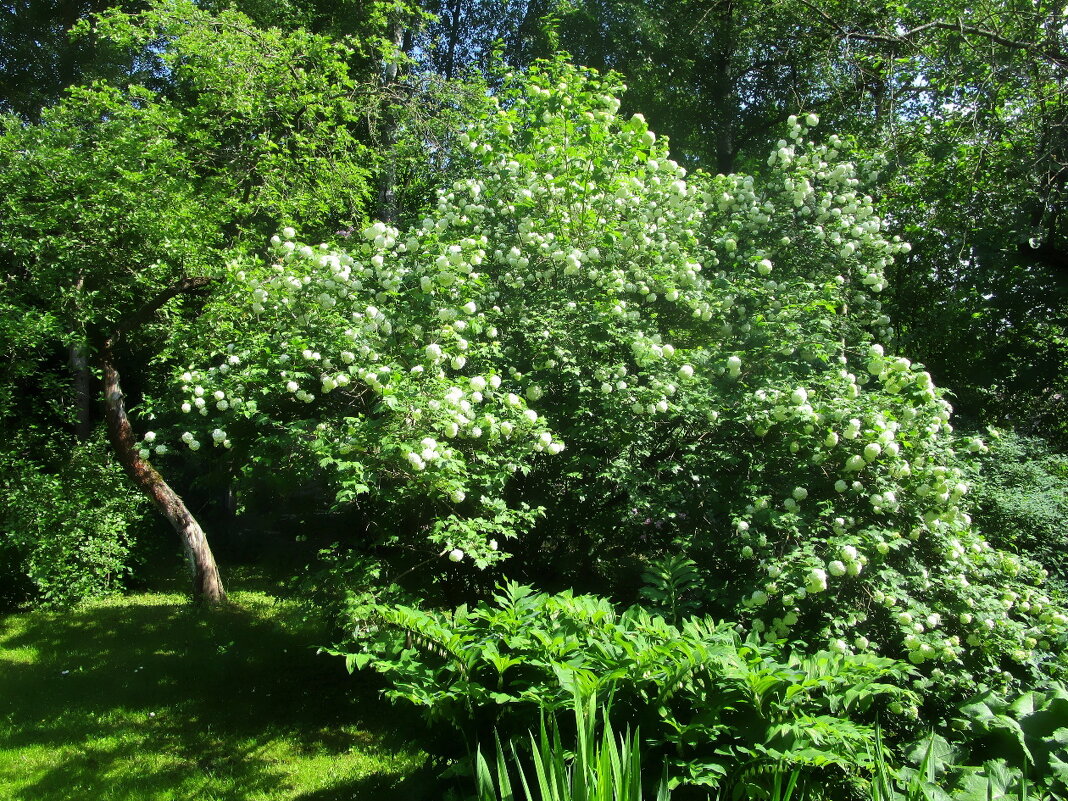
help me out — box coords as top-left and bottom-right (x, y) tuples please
(100, 277), (226, 604)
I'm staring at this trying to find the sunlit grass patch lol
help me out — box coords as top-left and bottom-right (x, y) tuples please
(0, 583), (428, 800)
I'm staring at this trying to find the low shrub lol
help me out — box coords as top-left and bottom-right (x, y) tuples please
(970, 430), (1068, 587)
(334, 582), (916, 796)
(0, 436), (146, 607)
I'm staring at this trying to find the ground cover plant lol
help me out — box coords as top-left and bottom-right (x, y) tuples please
(0, 570), (428, 801)
(343, 581), (916, 796)
(474, 694), (671, 801)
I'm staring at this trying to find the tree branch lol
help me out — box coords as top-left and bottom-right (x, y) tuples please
(795, 0), (1068, 69)
(112, 276), (215, 343)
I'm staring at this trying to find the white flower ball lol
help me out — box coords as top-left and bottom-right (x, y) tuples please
(806, 568), (828, 593)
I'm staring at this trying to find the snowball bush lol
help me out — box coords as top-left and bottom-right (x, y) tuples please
(154, 60), (1066, 700)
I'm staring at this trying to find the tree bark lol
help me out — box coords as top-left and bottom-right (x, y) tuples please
(69, 277), (93, 441)
(707, 0), (738, 175)
(376, 8), (415, 223)
(100, 276), (226, 604)
(69, 341), (92, 441)
(443, 0), (463, 80)
(100, 339), (226, 604)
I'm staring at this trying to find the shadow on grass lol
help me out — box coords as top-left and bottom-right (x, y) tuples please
(0, 589), (437, 801)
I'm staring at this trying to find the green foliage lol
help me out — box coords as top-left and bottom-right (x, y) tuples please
(0, 81), (216, 341)
(863, 682), (1068, 801)
(0, 0), (385, 377)
(0, 0), (139, 120)
(0, 0), (390, 428)
(638, 556), (703, 623)
(870, 3), (1068, 443)
(873, 732), (1040, 801)
(0, 438), (146, 607)
(949, 684), (1068, 796)
(338, 582), (916, 793)
(159, 59), (1068, 705)
(0, 0), (392, 602)
(968, 431), (1068, 586)
(546, 0), (872, 172)
(474, 694), (670, 801)
(0, 295), (66, 430)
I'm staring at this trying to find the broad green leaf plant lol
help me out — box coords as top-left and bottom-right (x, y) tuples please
(340, 581), (914, 794)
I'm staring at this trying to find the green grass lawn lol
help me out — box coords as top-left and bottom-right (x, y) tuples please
(0, 571), (432, 800)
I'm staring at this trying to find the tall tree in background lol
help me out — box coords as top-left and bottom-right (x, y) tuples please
(0, 0), (143, 119)
(866, 0), (1068, 442)
(0, 0), (384, 602)
(548, 0), (875, 172)
(416, 0), (550, 79)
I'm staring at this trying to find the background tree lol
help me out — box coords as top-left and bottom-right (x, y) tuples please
(866, 0), (1068, 444)
(0, 0), (383, 603)
(0, 0), (145, 119)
